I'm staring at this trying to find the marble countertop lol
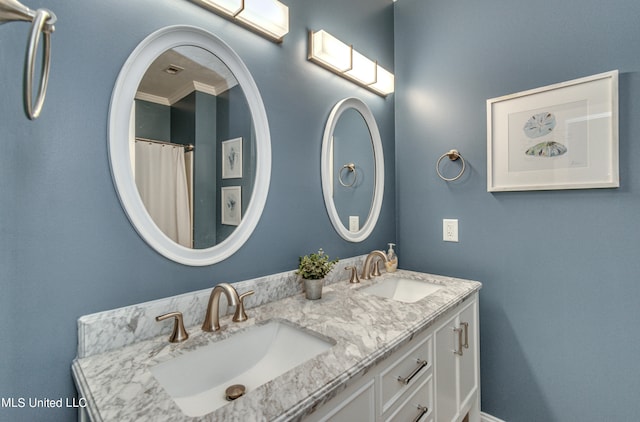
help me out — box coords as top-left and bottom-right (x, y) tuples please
(72, 270), (481, 422)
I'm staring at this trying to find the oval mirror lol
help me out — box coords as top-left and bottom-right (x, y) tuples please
(321, 98), (384, 242)
(109, 26), (271, 266)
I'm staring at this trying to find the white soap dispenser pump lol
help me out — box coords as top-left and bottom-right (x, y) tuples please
(385, 243), (398, 272)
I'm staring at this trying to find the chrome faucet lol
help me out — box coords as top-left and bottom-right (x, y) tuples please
(360, 250), (388, 280)
(202, 283), (255, 332)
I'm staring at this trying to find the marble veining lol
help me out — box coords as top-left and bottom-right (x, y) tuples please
(73, 266), (480, 421)
(77, 255), (365, 358)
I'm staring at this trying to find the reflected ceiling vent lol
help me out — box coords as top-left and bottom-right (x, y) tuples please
(164, 64), (185, 75)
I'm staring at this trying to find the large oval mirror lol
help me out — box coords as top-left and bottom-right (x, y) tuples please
(321, 98), (384, 242)
(109, 26), (271, 266)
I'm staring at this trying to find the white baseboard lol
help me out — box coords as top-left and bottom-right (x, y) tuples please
(481, 412), (506, 422)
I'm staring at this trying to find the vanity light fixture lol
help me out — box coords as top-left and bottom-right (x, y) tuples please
(188, 0), (289, 43)
(308, 30), (394, 97)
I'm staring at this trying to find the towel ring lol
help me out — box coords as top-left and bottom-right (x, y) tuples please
(436, 149), (466, 182)
(0, 0), (57, 120)
(338, 163), (357, 187)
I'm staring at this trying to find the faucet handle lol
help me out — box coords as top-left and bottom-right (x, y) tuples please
(345, 266), (360, 284)
(156, 311), (189, 343)
(371, 260), (383, 277)
(232, 290), (255, 322)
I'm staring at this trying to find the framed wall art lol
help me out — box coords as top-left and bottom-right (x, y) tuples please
(222, 137), (243, 179)
(487, 70), (619, 192)
(221, 186), (241, 226)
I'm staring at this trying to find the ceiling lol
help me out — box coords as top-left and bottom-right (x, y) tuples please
(136, 46), (238, 106)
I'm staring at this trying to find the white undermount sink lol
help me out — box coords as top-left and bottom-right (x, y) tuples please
(150, 320), (334, 417)
(361, 277), (443, 303)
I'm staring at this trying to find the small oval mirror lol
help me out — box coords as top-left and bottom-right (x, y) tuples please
(321, 98), (384, 242)
(109, 26), (271, 266)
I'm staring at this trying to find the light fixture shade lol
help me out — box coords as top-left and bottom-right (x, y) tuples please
(237, 0), (289, 41)
(345, 50), (377, 85)
(310, 30), (352, 72)
(193, 0), (243, 16)
(308, 30), (395, 97)
(369, 64), (395, 96)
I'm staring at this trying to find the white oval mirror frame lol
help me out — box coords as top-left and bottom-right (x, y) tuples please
(109, 26), (271, 266)
(321, 98), (384, 242)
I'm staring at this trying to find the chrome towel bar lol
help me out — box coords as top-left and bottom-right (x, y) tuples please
(0, 0), (56, 120)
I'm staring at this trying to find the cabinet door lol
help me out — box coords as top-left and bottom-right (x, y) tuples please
(458, 300), (478, 415)
(434, 295), (479, 422)
(434, 312), (458, 422)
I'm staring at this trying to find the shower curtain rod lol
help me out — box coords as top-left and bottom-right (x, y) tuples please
(135, 137), (194, 152)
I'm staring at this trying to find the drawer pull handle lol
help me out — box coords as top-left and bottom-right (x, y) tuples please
(397, 359), (428, 385)
(454, 322), (470, 355)
(412, 405), (429, 422)
(461, 321), (469, 349)
(454, 326), (464, 355)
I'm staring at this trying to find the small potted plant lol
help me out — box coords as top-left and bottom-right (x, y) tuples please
(297, 248), (339, 300)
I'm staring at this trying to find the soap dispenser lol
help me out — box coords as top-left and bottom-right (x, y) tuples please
(385, 243), (398, 272)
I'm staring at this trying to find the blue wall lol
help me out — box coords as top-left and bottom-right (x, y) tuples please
(333, 109), (376, 229)
(216, 86), (254, 244)
(395, 0), (640, 420)
(0, 0), (394, 420)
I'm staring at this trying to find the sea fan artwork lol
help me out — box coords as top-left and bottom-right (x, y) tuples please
(221, 186), (242, 225)
(227, 148), (238, 170)
(525, 141), (568, 157)
(226, 197), (237, 213)
(523, 112), (556, 139)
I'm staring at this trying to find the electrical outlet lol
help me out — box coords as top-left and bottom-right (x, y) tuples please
(443, 219), (459, 242)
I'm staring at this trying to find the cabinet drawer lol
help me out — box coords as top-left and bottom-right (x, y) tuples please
(384, 375), (433, 422)
(379, 334), (432, 413)
(310, 379), (375, 422)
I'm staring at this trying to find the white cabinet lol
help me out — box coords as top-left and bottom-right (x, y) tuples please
(312, 379), (376, 422)
(306, 292), (479, 422)
(306, 328), (432, 422)
(434, 294), (479, 422)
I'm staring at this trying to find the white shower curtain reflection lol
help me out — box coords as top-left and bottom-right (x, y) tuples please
(135, 141), (192, 248)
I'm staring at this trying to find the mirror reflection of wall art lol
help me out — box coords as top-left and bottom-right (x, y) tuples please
(221, 186), (241, 226)
(487, 70), (619, 192)
(222, 137), (243, 179)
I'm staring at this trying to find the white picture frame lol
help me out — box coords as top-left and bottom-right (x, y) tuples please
(221, 137), (243, 179)
(487, 70), (619, 192)
(221, 186), (241, 226)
